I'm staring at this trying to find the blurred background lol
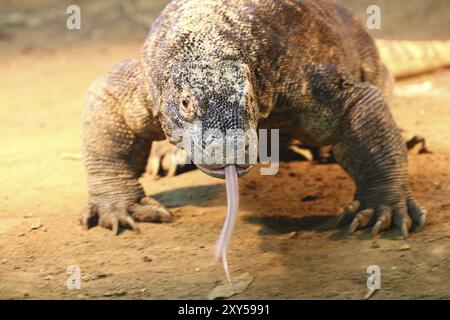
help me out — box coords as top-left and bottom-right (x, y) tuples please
(0, 0), (449, 52)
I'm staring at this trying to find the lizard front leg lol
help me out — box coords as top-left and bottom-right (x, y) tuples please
(81, 60), (172, 234)
(332, 84), (426, 238)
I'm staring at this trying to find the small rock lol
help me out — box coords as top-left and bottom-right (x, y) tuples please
(23, 213), (34, 219)
(17, 233), (25, 237)
(371, 242), (381, 249)
(139, 288), (147, 293)
(246, 181), (258, 190)
(103, 290), (127, 297)
(195, 268), (201, 272)
(398, 244), (410, 251)
(301, 195), (320, 202)
(143, 256), (153, 263)
(207, 272), (254, 300)
(92, 273), (109, 280)
(272, 290), (283, 297)
(30, 220), (42, 230)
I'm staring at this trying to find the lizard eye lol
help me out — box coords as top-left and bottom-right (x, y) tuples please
(180, 96), (196, 120)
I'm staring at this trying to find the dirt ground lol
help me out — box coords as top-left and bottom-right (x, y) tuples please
(0, 1), (449, 300)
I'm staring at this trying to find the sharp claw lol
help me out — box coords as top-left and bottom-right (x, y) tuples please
(371, 221), (382, 237)
(158, 207), (174, 222)
(336, 214), (345, 227)
(349, 218), (360, 234)
(416, 213), (426, 231)
(337, 211), (352, 227)
(338, 198), (427, 237)
(347, 200), (360, 214)
(337, 200), (360, 227)
(408, 200), (427, 232)
(83, 220), (90, 230)
(80, 216), (87, 228)
(126, 216), (141, 233)
(140, 197), (156, 206)
(349, 208), (374, 234)
(80, 204), (97, 230)
(393, 207), (411, 239)
(107, 215), (119, 235)
(371, 207), (390, 237)
(415, 214), (426, 232)
(401, 223), (409, 239)
(129, 201), (173, 223)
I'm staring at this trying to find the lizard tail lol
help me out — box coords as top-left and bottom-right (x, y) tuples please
(376, 40), (450, 79)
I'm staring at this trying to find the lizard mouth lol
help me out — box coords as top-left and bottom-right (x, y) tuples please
(196, 164), (252, 179)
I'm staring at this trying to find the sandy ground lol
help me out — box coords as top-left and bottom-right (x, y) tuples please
(0, 1), (449, 299)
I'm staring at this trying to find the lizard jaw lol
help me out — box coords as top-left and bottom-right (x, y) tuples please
(196, 164), (252, 179)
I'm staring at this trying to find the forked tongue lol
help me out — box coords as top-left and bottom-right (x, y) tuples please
(215, 165), (239, 285)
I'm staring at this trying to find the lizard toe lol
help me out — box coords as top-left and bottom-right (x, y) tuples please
(392, 206), (412, 239)
(98, 205), (140, 235)
(349, 208), (374, 234)
(337, 200), (360, 226)
(408, 199), (427, 232)
(342, 196), (425, 238)
(80, 203), (98, 230)
(371, 206), (393, 237)
(129, 197), (173, 223)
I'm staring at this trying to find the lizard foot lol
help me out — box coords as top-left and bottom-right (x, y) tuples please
(80, 197), (173, 235)
(337, 198), (426, 239)
(146, 140), (190, 179)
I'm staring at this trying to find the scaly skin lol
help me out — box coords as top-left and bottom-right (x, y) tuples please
(82, 60), (172, 233)
(82, 0), (427, 236)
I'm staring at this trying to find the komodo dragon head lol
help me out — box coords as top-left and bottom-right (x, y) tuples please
(156, 60), (259, 179)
